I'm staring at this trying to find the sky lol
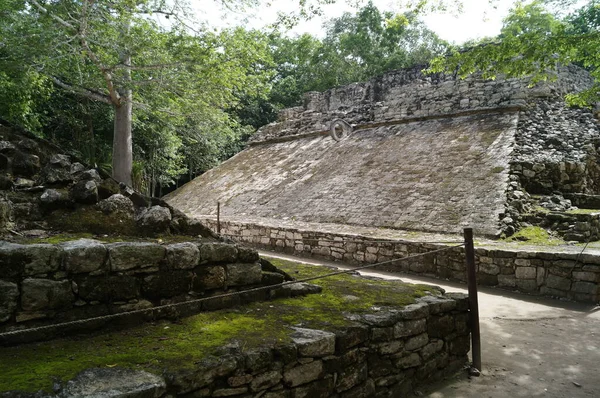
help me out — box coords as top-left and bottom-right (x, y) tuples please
(195, 0), (521, 44)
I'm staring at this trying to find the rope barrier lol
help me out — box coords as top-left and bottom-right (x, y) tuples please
(0, 243), (464, 340)
(219, 233), (462, 246)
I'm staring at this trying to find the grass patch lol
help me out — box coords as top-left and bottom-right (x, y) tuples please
(566, 208), (600, 215)
(0, 259), (433, 393)
(504, 226), (564, 246)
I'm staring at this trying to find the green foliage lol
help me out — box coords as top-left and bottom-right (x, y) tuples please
(428, 0), (600, 105)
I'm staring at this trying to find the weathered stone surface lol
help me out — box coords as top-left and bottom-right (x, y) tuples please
(291, 327), (336, 357)
(193, 265), (226, 290)
(70, 180), (99, 204)
(250, 370), (282, 392)
(545, 274), (572, 291)
(136, 206), (172, 233)
(166, 242), (200, 270)
(98, 194), (135, 218)
(394, 318), (426, 338)
(283, 360), (323, 387)
(0, 280), (18, 322)
(143, 271), (192, 299)
(78, 275), (140, 302)
(515, 267), (536, 280)
(168, 355), (238, 394)
(226, 263), (262, 286)
(404, 333), (429, 351)
(198, 242), (238, 263)
(61, 367), (166, 398)
(62, 239), (107, 274)
(21, 278), (73, 311)
(107, 242), (165, 271)
(40, 188), (71, 210)
(0, 242), (62, 277)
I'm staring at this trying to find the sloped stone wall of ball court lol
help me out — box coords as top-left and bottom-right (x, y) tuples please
(166, 64), (600, 304)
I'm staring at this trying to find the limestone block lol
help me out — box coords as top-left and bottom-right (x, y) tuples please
(0, 242), (62, 277)
(143, 271), (193, 299)
(198, 242), (238, 263)
(137, 206), (172, 233)
(291, 327), (336, 357)
(405, 332), (429, 351)
(62, 239), (107, 274)
(78, 275), (140, 302)
(0, 280), (18, 322)
(394, 318), (426, 338)
(283, 360), (323, 387)
(571, 281), (598, 295)
(545, 274), (572, 291)
(226, 263), (262, 286)
(108, 242), (166, 271)
(193, 266), (226, 290)
(21, 278), (74, 311)
(515, 267), (536, 280)
(250, 371), (282, 392)
(61, 368), (166, 398)
(394, 353), (421, 369)
(166, 242), (200, 270)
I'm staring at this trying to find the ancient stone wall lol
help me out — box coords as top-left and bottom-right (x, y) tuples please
(0, 238), (288, 342)
(204, 219), (600, 303)
(8, 293), (470, 397)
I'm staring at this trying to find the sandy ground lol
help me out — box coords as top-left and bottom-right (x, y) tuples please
(260, 251), (600, 398)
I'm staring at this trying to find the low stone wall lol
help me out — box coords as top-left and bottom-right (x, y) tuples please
(0, 238), (284, 342)
(6, 294), (471, 397)
(526, 211), (600, 242)
(207, 219), (600, 303)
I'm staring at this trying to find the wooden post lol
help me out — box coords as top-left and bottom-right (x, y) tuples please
(217, 201), (221, 235)
(464, 227), (481, 372)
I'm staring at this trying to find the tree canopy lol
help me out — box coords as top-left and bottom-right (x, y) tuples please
(428, 0), (600, 106)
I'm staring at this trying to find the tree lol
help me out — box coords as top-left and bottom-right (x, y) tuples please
(428, 0), (600, 106)
(1, 0), (271, 185)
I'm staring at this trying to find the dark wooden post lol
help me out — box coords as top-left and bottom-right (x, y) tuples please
(464, 227), (481, 372)
(217, 201), (221, 235)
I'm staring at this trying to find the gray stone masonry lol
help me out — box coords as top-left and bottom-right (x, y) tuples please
(4, 294), (471, 397)
(165, 64), (600, 239)
(0, 239), (292, 343)
(203, 218), (600, 303)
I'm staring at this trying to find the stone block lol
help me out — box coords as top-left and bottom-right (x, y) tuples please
(78, 275), (140, 302)
(62, 239), (107, 274)
(193, 266), (226, 291)
(427, 315), (455, 338)
(516, 279), (538, 292)
(335, 362), (368, 393)
(571, 281), (598, 295)
(397, 302), (429, 320)
(394, 318), (426, 338)
(21, 278), (74, 311)
(165, 242), (200, 269)
(498, 274), (516, 288)
(226, 263), (262, 286)
(478, 262), (499, 275)
(290, 377), (333, 398)
(0, 280), (18, 322)
(291, 327), (336, 357)
(573, 271), (599, 283)
(61, 367), (166, 398)
(143, 271), (193, 299)
(283, 360), (323, 387)
(545, 274), (571, 291)
(198, 242), (238, 263)
(0, 242), (62, 277)
(405, 332), (429, 351)
(515, 267), (536, 280)
(250, 371), (282, 392)
(394, 353), (421, 369)
(420, 340), (444, 360)
(108, 242), (165, 271)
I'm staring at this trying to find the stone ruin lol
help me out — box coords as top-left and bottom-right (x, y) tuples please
(0, 118), (473, 398)
(166, 64), (600, 242)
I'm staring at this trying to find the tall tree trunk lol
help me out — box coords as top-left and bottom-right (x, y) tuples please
(112, 99), (132, 185)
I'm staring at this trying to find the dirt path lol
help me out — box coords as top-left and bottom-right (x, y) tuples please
(260, 251), (600, 398)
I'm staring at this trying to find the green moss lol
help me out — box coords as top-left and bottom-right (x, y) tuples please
(47, 207), (138, 236)
(504, 226), (564, 245)
(566, 208), (600, 215)
(491, 166), (504, 174)
(0, 259), (433, 393)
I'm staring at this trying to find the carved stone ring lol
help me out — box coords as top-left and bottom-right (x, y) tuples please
(329, 119), (353, 141)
